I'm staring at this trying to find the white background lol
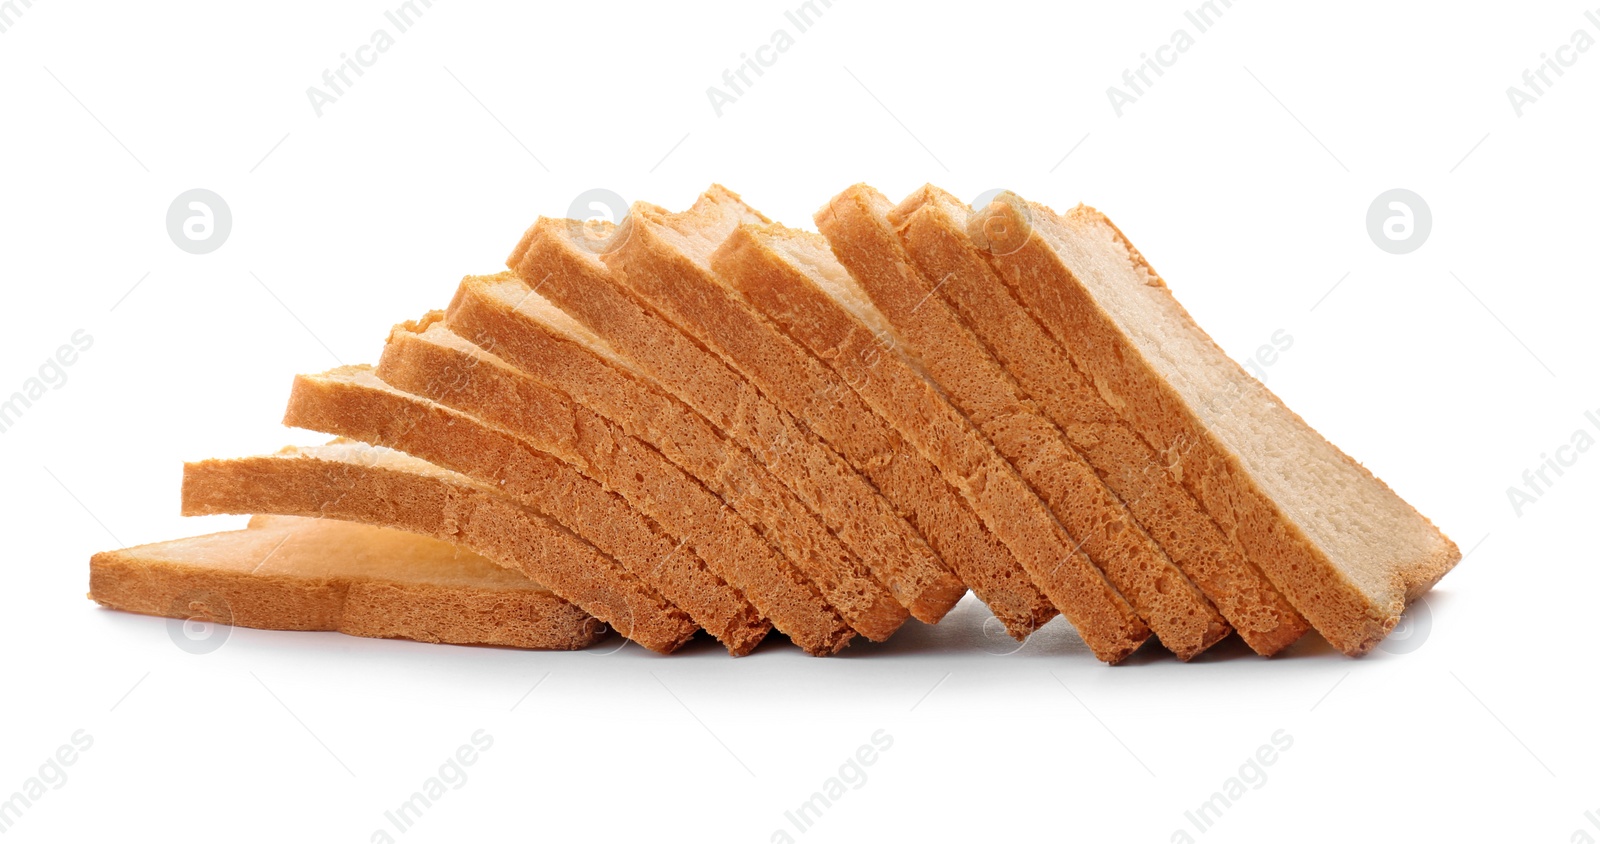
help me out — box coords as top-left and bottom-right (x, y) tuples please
(2, 0), (1596, 841)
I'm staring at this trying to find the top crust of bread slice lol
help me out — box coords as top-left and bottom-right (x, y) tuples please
(974, 193), (1460, 655)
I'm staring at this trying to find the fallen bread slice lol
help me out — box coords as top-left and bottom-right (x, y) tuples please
(817, 185), (1230, 660)
(710, 218), (1150, 664)
(505, 219), (987, 631)
(281, 366), (855, 656)
(574, 188), (1062, 642)
(378, 314), (908, 643)
(888, 185), (1309, 656)
(90, 515), (603, 650)
(181, 443), (698, 654)
(973, 193), (1461, 655)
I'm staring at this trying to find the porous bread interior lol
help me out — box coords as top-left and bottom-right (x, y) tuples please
(765, 229), (897, 342)
(473, 271), (638, 373)
(1029, 205), (1444, 608)
(281, 437), (485, 488)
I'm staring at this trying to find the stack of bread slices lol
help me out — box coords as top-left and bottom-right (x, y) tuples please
(89, 185), (1461, 662)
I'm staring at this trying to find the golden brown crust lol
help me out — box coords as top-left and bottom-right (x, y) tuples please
(180, 445), (697, 654)
(817, 185), (1230, 660)
(89, 518), (602, 650)
(506, 220), (981, 630)
(884, 185), (1311, 657)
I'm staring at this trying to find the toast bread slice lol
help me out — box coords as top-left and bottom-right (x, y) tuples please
(889, 184), (1309, 655)
(90, 515), (602, 650)
(709, 216), (1149, 663)
(378, 315), (907, 642)
(816, 184), (1230, 660)
(280, 365), (856, 656)
(973, 193), (1461, 655)
(506, 219), (987, 630)
(576, 189), (1062, 642)
(181, 443), (697, 654)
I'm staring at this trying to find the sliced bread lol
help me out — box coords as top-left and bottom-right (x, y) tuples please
(506, 219), (995, 630)
(816, 184), (1230, 660)
(181, 442), (697, 654)
(709, 217), (1150, 663)
(889, 184), (1309, 655)
(576, 189), (1063, 642)
(90, 515), (602, 650)
(443, 275), (960, 627)
(280, 365), (857, 656)
(378, 314), (909, 642)
(973, 194), (1461, 655)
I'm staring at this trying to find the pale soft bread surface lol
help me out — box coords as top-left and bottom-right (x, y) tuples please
(379, 316), (905, 643)
(891, 184), (1309, 655)
(505, 216), (979, 630)
(977, 194), (1459, 654)
(281, 365), (854, 656)
(714, 217), (1149, 664)
(585, 188), (1061, 641)
(817, 184), (1229, 660)
(90, 515), (601, 650)
(180, 443), (697, 654)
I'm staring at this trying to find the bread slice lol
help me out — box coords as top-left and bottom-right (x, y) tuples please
(550, 191), (1061, 642)
(181, 443), (697, 654)
(90, 515), (602, 650)
(973, 194), (1461, 655)
(708, 220), (1150, 664)
(888, 185), (1310, 656)
(280, 365), (855, 656)
(378, 313), (908, 643)
(816, 185), (1230, 659)
(505, 220), (997, 631)
(443, 276), (953, 632)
